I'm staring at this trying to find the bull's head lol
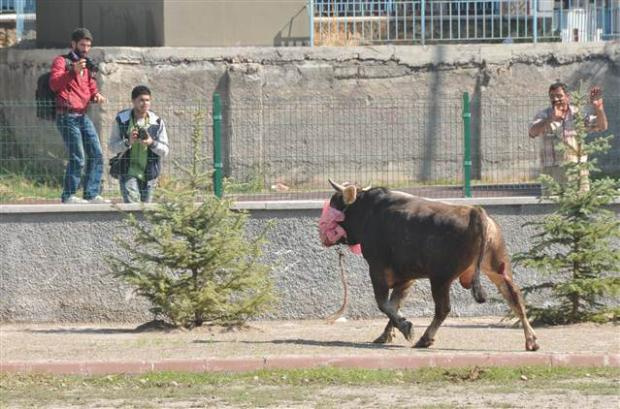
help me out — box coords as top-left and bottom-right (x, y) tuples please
(328, 179), (371, 210)
(319, 179), (371, 248)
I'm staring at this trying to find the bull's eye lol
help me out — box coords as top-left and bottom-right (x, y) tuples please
(330, 196), (346, 211)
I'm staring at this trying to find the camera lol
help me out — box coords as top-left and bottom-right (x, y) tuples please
(138, 128), (149, 141)
(84, 58), (98, 73)
(69, 50), (98, 73)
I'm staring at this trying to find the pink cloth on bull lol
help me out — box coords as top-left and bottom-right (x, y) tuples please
(318, 201), (362, 255)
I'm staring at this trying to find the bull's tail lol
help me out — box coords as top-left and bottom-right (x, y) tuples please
(471, 207), (488, 304)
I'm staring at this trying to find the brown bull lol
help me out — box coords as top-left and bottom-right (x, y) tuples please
(323, 180), (539, 351)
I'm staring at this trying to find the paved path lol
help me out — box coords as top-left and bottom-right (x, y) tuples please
(2, 317), (618, 374)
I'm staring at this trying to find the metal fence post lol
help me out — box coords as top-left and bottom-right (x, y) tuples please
(462, 92), (472, 198)
(421, 0), (426, 46)
(308, 0), (314, 47)
(532, 0), (538, 43)
(15, 0), (24, 42)
(212, 93), (223, 198)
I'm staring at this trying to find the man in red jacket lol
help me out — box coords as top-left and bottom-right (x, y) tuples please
(50, 28), (107, 204)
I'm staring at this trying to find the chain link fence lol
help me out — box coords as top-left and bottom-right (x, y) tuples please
(0, 99), (210, 204)
(1, 95), (618, 204)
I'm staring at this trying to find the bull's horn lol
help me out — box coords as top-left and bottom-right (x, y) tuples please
(328, 178), (345, 192)
(361, 185), (372, 191)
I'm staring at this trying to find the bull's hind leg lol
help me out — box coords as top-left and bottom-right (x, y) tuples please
(483, 218), (539, 351)
(414, 279), (451, 348)
(370, 266), (414, 343)
(486, 261), (539, 352)
(373, 280), (414, 344)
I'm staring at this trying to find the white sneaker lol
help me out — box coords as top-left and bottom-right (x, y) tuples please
(63, 196), (88, 204)
(87, 195), (111, 204)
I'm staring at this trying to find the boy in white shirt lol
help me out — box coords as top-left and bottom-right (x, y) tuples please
(108, 86), (169, 202)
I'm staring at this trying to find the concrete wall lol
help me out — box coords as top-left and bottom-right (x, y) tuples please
(35, 0), (81, 48)
(2, 199), (618, 323)
(163, 1), (309, 47)
(1, 43), (619, 192)
(35, 0), (308, 48)
(35, 0), (165, 48)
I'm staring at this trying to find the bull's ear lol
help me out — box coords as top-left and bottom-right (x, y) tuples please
(329, 178), (344, 192)
(342, 185), (357, 205)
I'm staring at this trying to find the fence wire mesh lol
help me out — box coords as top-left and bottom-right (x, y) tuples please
(224, 97), (466, 200)
(0, 99), (211, 204)
(1, 95), (618, 204)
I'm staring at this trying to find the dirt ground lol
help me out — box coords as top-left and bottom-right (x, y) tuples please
(2, 317), (619, 408)
(3, 383), (619, 409)
(1, 317), (618, 363)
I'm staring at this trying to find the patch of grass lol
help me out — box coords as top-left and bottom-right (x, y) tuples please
(2, 366), (617, 390)
(0, 169), (124, 203)
(1, 366), (618, 408)
(223, 165), (268, 194)
(223, 176), (265, 194)
(453, 366), (617, 383)
(0, 169), (62, 202)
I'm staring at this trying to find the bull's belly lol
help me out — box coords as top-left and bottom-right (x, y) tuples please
(384, 259), (474, 286)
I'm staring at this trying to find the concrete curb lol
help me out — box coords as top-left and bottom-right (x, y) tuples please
(3, 198), (620, 214)
(2, 353), (618, 375)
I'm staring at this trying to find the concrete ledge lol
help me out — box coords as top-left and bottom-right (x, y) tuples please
(2, 197), (620, 214)
(1, 353), (617, 375)
(0, 203), (150, 214)
(3, 42), (617, 67)
(0, 197), (560, 214)
(0, 201), (325, 213)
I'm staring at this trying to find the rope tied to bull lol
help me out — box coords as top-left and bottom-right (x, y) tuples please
(325, 246), (349, 324)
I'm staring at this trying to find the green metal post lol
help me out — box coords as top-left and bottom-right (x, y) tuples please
(421, 0), (426, 46)
(212, 93), (223, 198)
(532, 0), (538, 43)
(462, 92), (472, 198)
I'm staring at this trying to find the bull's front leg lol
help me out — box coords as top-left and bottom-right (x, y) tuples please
(373, 320), (396, 344)
(373, 280), (415, 344)
(370, 268), (414, 343)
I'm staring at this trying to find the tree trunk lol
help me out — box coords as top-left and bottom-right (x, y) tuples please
(570, 257), (580, 322)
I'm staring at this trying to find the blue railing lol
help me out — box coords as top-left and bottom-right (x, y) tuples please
(315, 0), (397, 16)
(0, 0), (35, 13)
(312, 0), (620, 45)
(3, 0), (618, 46)
(1, 0), (36, 43)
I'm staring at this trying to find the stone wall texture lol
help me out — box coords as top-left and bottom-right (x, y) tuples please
(1, 201), (618, 323)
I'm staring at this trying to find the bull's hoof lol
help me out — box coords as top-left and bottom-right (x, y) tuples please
(414, 336), (433, 348)
(526, 338), (540, 352)
(373, 331), (394, 344)
(399, 320), (413, 342)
